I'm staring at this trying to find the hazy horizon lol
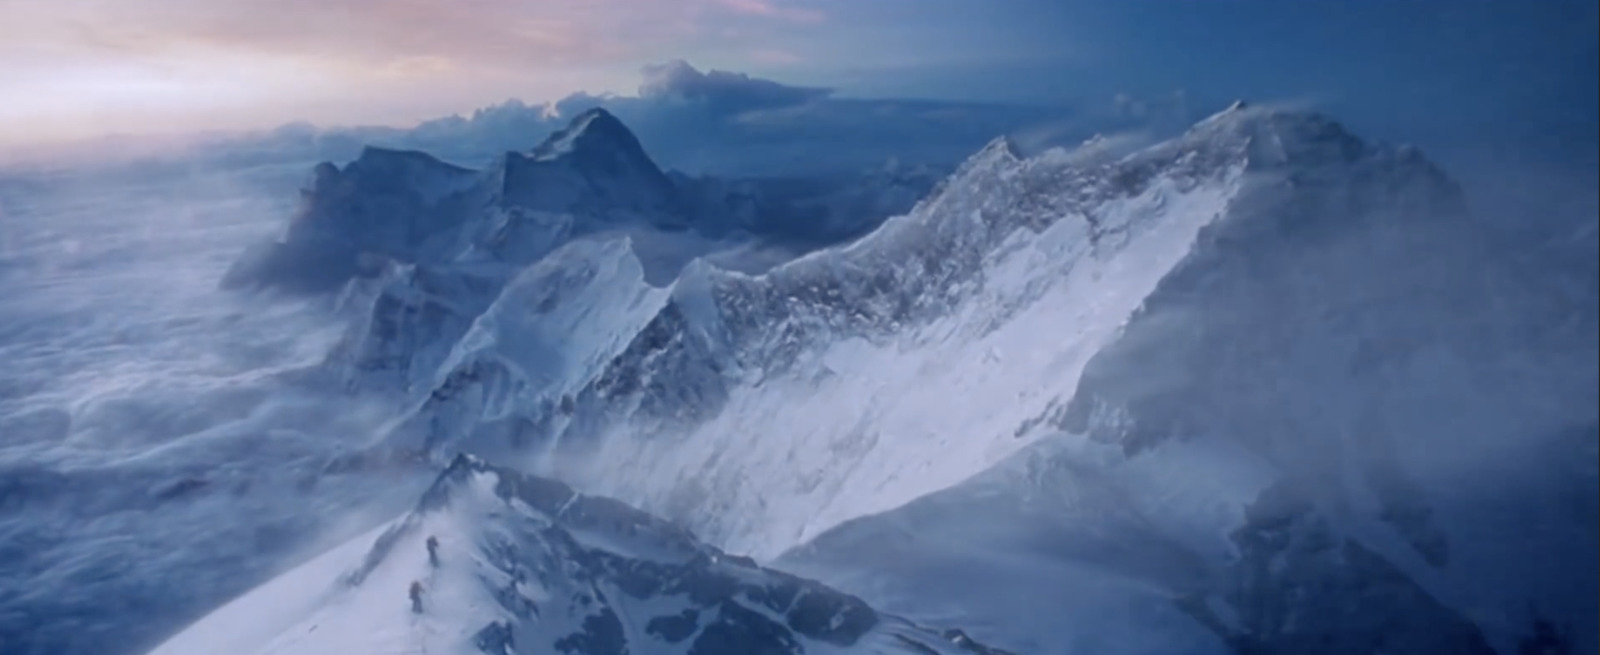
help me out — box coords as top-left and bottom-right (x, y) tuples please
(4, 1), (1594, 168)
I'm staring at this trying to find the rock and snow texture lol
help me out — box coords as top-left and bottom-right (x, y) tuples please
(221, 147), (483, 293)
(222, 107), (936, 296)
(776, 107), (1596, 655)
(225, 105), (942, 425)
(413, 106), (1255, 556)
(146, 455), (1012, 655)
(377, 105), (1595, 654)
(203, 103), (1597, 655)
(221, 107), (679, 297)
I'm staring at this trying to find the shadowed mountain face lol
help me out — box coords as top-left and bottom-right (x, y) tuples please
(221, 107), (942, 296)
(501, 108), (682, 220)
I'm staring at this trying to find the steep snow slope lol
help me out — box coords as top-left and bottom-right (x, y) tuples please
(241, 108), (940, 409)
(147, 455), (1013, 655)
(410, 106), (1256, 557)
(393, 104), (1595, 654)
(190, 103), (1595, 654)
(385, 238), (675, 454)
(776, 106), (1597, 655)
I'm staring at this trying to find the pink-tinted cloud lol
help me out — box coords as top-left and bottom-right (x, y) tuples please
(710, 0), (826, 24)
(3, 0), (826, 69)
(0, 0), (829, 144)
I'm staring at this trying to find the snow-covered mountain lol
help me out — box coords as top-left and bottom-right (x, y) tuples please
(392, 101), (1268, 551)
(223, 107), (940, 296)
(222, 107), (940, 407)
(147, 455), (1013, 655)
(342, 103), (1595, 654)
(188, 102), (1598, 655)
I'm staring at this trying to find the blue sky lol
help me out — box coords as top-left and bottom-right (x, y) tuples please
(762, 1), (1597, 163)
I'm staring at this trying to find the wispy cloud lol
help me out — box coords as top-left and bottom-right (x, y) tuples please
(7, 0), (724, 68)
(0, 0), (830, 144)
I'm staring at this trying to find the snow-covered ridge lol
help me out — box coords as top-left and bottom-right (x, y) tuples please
(146, 455), (1015, 655)
(408, 105), (1339, 557)
(223, 107), (939, 296)
(223, 106), (945, 417)
(202, 102), (1593, 654)
(774, 104), (1594, 655)
(381, 106), (1594, 655)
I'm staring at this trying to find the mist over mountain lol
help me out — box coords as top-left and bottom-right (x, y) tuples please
(0, 43), (1594, 655)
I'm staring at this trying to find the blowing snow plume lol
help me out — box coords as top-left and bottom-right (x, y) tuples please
(334, 103), (1595, 654)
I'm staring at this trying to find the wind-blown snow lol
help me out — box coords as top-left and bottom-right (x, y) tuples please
(375, 105), (1595, 655)
(570, 161), (1241, 557)
(147, 456), (1015, 655)
(780, 107), (1598, 655)
(6, 99), (1593, 655)
(405, 119), (1254, 560)
(0, 106), (967, 655)
(0, 164), (438, 655)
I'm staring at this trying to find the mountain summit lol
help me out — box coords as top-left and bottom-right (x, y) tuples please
(492, 107), (682, 224)
(529, 108), (653, 165)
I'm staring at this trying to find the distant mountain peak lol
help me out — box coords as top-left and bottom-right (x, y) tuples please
(495, 106), (681, 219)
(342, 145), (475, 177)
(529, 106), (648, 163)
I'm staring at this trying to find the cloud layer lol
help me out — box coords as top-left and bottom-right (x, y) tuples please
(639, 60), (833, 113)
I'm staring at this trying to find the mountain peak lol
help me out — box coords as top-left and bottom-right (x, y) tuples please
(530, 106), (645, 163)
(496, 106), (680, 219)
